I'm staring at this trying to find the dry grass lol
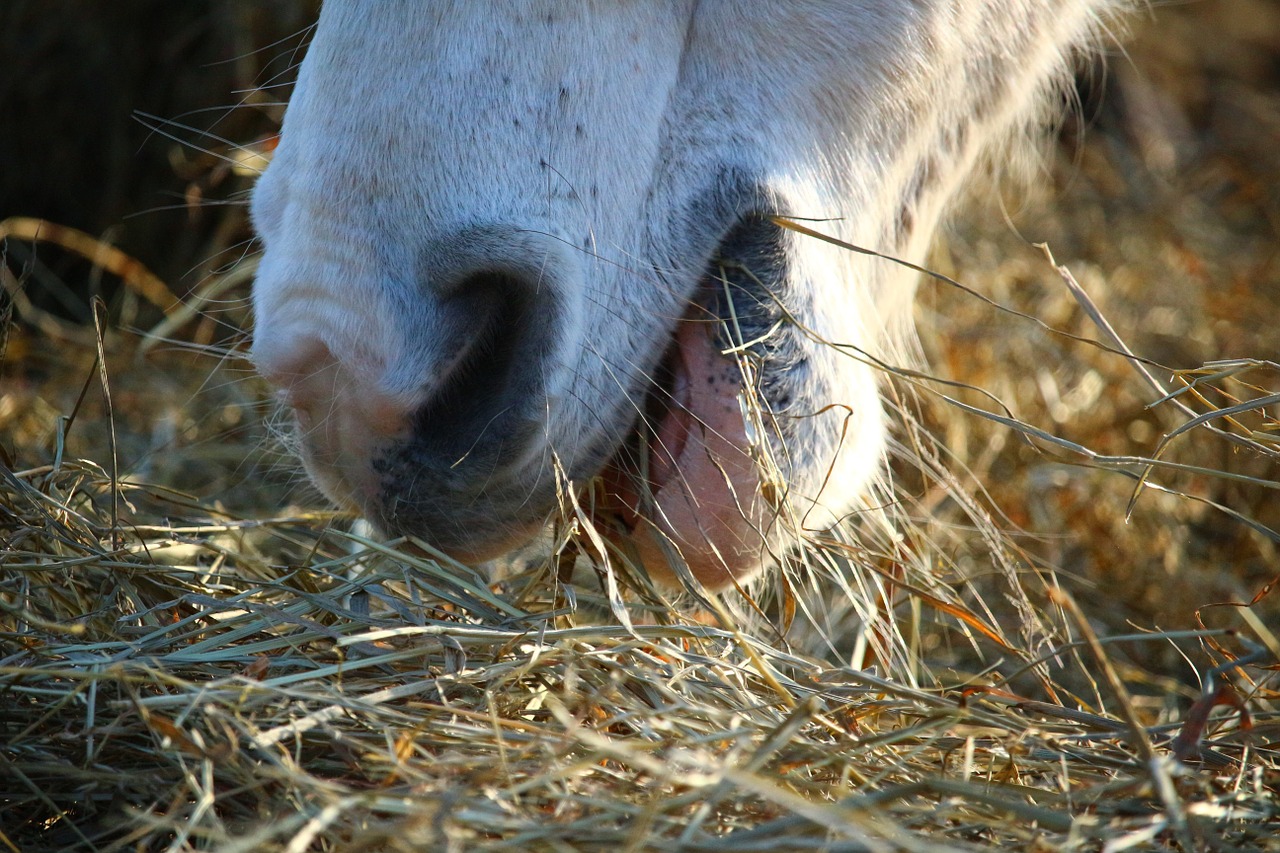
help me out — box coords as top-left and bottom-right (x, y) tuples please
(2, 443), (1276, 850)
(3, 2), (1280, 850)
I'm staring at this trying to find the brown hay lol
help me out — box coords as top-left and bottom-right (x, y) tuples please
(1, 435), (1276, 850)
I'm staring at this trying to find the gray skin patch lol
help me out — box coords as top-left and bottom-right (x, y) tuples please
(706, 215), (804, 423)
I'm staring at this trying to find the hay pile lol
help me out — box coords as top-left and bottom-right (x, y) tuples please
(3, 228), (1277, 853)
(3, 1), (1280, 850)
(2, 435), (1276, 850)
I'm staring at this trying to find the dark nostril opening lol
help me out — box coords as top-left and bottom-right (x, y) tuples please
(413, 271), (545, 459)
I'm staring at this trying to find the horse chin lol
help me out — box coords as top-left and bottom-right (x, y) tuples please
(596, 294), (773, 591)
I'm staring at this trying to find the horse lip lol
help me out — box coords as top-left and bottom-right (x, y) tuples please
(596, 288), (705, 501)
(637, 304), (705, 493)
(596, 210), (784, 522)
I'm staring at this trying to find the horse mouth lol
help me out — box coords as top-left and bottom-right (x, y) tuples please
(595, 261), (780, 587)
(599, 296), (717, 516)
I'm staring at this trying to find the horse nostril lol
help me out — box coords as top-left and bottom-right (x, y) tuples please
(413, 270), (544, 458)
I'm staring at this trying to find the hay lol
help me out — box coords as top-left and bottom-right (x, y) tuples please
(3, 247), (1278, 848)
(2, 442), (1277, 851)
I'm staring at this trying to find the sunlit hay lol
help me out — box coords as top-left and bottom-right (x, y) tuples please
(891, 237), (1278, 677)
(7, 239), (1280, 845)
(3, 398), (1277, 850)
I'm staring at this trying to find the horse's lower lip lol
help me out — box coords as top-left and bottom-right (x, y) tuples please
(594, 286), (770, 586)
(597, 302), (705, 525)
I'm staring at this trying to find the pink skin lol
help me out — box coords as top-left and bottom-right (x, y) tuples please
(601, 315), (771, 589)
(256, 336), (408, 513)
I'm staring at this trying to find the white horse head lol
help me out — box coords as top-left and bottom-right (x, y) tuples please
(251, 0), (1116, 588)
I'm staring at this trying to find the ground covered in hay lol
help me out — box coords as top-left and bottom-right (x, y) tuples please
(3, 2), (1279, 851)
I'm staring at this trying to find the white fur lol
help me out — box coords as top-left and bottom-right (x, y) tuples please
(251, 0), (1121, 585)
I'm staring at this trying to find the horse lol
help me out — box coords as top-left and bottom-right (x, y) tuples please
(250, 0), (1124, 590)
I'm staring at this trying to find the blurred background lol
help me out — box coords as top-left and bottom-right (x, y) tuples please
(2, 1), (1276, 325)
(1, 0), (315, 306)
